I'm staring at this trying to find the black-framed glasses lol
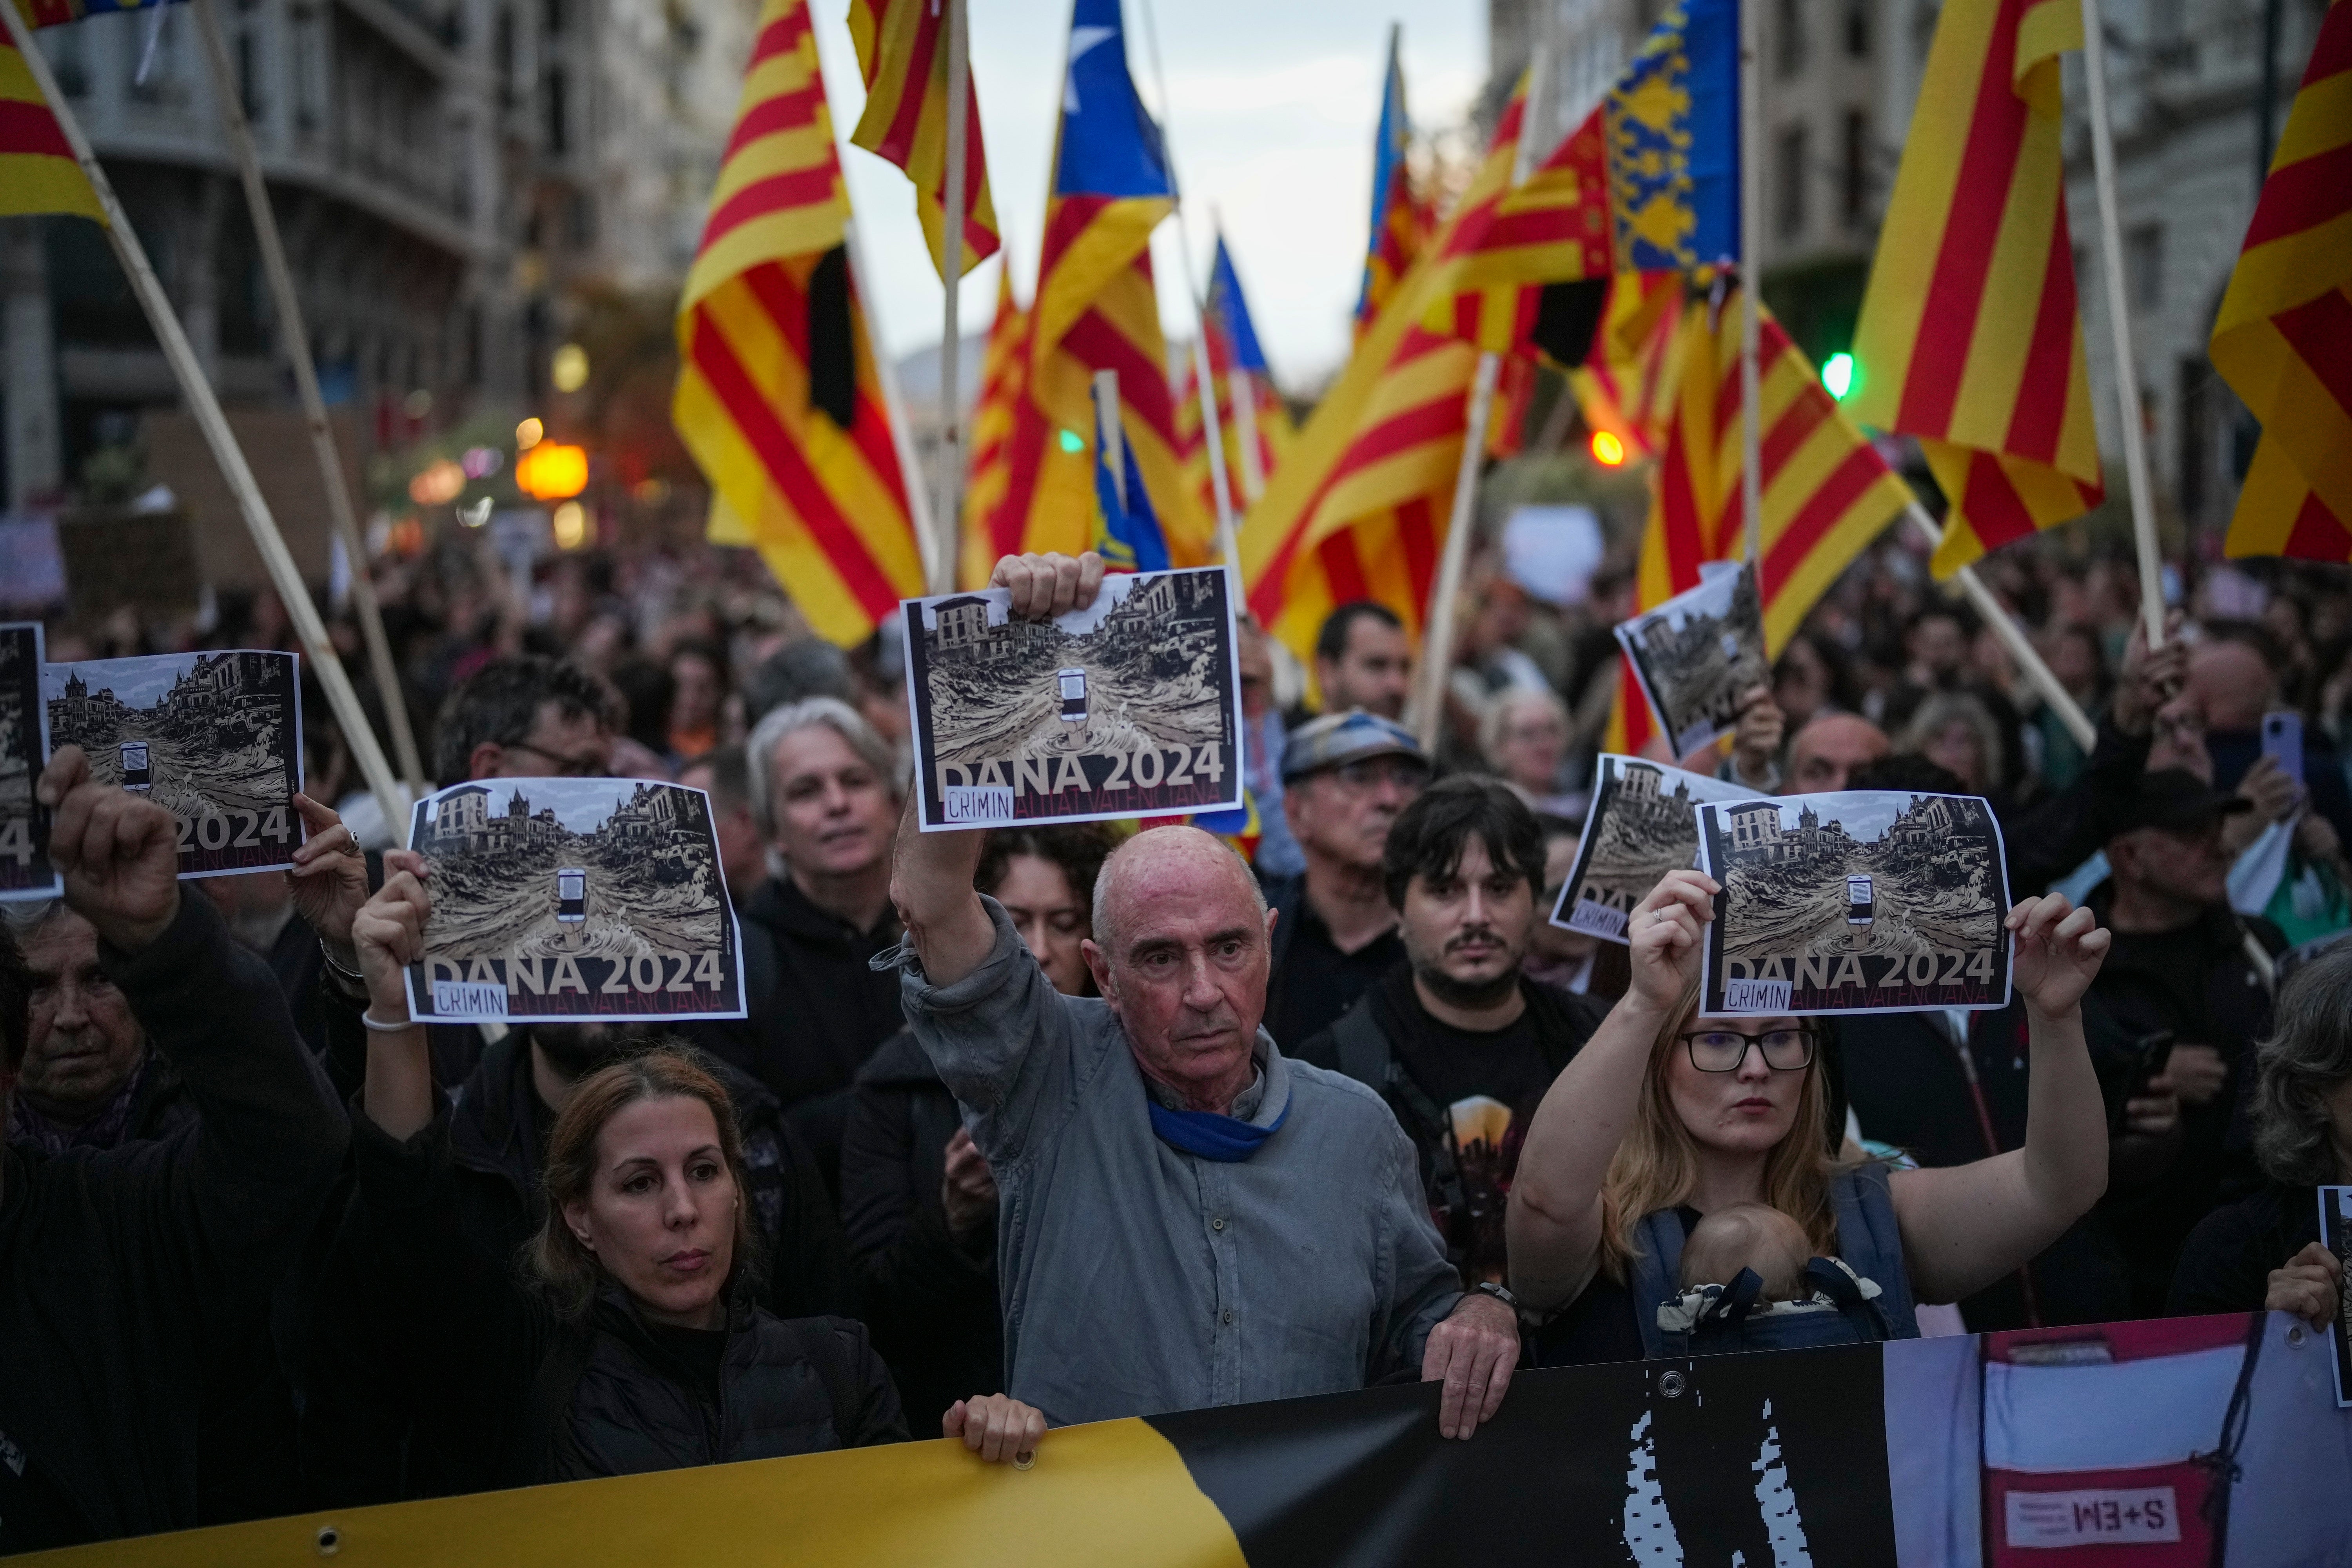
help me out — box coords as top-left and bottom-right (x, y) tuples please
(1679, 1027), (1817, 1073)
(504, 739), (609, 778)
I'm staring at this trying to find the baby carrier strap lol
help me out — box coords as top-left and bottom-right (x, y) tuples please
(1826, 1162), (1919, 1339)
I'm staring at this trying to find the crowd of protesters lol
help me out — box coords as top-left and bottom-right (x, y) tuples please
(7, 519), (2352, 1553)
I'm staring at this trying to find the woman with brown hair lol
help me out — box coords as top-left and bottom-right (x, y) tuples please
(339, 851), (1046, 1486)
(1506, 869), (2115, 1362)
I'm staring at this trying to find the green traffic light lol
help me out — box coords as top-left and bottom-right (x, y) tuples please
(1823, 352), (1857, 401)
(1058, 429), (1087, 453)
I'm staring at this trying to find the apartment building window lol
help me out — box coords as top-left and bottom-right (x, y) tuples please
(236, 20), (264, 122)
(1777, 125), (1809, 242)
(1845, 0), (1870, 55)
(1777, 0), (1807, 76)
(546, 64), (568, 154)
(2127, 223), (2162, 310)
(1842, 109), (1868, 225)
(291, 5), (322, 130)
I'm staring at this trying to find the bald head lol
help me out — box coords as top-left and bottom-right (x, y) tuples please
(1092, 826), (1267, 952)
(1786, 713), (1889, 795)
(2189, 640), (2275, 733)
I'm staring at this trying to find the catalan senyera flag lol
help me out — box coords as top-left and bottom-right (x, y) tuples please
(1176, 234), (1292, 513)
(1847, 0), (2102, 579)
(974, 0), (1210, 572)
(1605, 292), (1915, 755)
(957, 263), (1027, 588)
(0, 18), (102, 221)
(2214, 0), (2352, 562)
(1356, 24), (1427, 336)
(846, 0), (1000, 279)
(1570, 270), (1684, 460)
(673, 0), (924, 648)
(1239, 79), (1540, 668)
(1427, 104), (1614, 358)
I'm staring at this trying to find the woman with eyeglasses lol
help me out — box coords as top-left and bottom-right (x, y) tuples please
(1506, 870), (2114, 1363)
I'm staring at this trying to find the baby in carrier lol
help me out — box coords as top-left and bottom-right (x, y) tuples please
(1651, 1200), (1897, 1355)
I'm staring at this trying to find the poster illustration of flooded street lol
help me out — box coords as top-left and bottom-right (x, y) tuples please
(42, 650), (303, 878)
(0, 624), (58, 900)
(1551, 755), (1758, 942)
(1615, 561), (1769, 758)
(403, 777), (745, 1024)
(1695, 789), (2011, 1016)
(903, 567), (1243, 831)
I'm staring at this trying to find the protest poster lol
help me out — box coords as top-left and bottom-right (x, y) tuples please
(40, 651), (303, 879)
(0, 623), (58, 900)
(1614, 559), (1769, 757)
(903, 567), (1243, 831)
(2323, 1186), (2352, 1408)
(403, 777), (746, 1025)
(1552, 754), (1759, 942)
(1695, 789), (2013, 1016)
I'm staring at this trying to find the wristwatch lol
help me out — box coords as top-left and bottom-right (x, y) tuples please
(1472, 1280), (1521, 1313)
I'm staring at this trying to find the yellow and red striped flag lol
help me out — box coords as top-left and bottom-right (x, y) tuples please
(1426, 103), (1614, 356)
(1238, 78), (1537, 667)
(1569, 270), (1684, 460)
(1846, 0), (2102, 578)
(1357, 24), (1429, 338)
(1, 24), (102, 221)
(1606, 293), (1915, 755)
(971, 0), (1210, 572)
(958, 261), (1028, 588)
(673, 0), (924, 648)
(846, 0), (999, 279)
(2215, 0), (2352, 561)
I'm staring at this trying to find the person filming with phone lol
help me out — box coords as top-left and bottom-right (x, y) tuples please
(1505, 869), (2115, 1365)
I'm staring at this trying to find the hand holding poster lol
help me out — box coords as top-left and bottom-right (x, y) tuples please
(1695, 789), (2013, 1015)
(1552, 754), (1760, 942)
(0, 623), (59, 900)
(1614, 560), (1769, 757)
(403, 778), (746, 1024)
(40, 651), (304, 879)
(904, 568), (1243, 832)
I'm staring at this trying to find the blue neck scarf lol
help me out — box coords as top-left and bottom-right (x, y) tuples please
(1147, 1092), (1290, 1162)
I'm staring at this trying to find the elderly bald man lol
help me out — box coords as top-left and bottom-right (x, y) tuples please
(887, 551), (1520, 1437)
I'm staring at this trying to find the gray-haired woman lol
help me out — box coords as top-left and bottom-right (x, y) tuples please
(2167, 941), (2352, 1327)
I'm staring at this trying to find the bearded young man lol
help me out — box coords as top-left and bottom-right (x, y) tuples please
(886, 552), (1520, 1440)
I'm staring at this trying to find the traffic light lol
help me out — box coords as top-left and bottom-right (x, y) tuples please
(1822, 352), (1857, 401)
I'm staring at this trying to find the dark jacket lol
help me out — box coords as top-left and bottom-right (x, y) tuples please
(690, 877), (905, 1195)
(2002, 715), (2150, 895)
(2166, 1181), (2322, 1316)
(840, 1028), (1000, 1432)
(334, 1098), (904, 1495)
(0, 895), (348, 1550)
(2083, 888), (2285, 1312)
(1837, 1000), (2133, 1329)
(1294, 969), (1606, 1285)
(303, 1013), (855, 1504)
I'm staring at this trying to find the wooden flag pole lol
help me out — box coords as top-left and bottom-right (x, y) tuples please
(1738, 0), (1763, 568)
(188, 0), (425, 797)
(1093, 369), (1125, 508)
(2079, 0), (2167, 648)
(932, 0), (967, 595)
(1904, 502), (2094, 750)
(2, 0), (409, 831)
(1410, 349), (1503, 750)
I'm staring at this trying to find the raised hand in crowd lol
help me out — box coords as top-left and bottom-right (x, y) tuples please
(285, 790), (373, 956)
(37, 743), (179, 952)
(940, 1126), (998, 1241)
(2264, 1241), (2343, 1330)
(2007, 891), (2111, 1020)
(1726, 686), (1784, 790)
(2110, 610), (2189, 737)
(348, 849), (436, 1140)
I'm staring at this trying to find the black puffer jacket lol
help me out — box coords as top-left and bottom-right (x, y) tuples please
(332, 1098), (904, 1495)
(840, 1028), (1000, 1432)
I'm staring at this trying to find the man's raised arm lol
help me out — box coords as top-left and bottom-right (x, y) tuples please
(888, 551), (1105, 988)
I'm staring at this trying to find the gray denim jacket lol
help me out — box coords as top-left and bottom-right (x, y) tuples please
(888, 898), (1462, 1425)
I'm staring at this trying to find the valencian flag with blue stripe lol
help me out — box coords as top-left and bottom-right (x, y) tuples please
(975, 0), (1211, 573)
(42, 1312), (2343, 1568)
(1091, 422), (1168, 575)
(1178, 230), (1292, 514)
(1356, 23), (1427, 336)
(1607, 0), (1740, 272)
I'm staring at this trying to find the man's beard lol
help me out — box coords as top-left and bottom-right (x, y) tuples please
(530, 1023), (634, 1082)
(1413, 948), (1521, 1013)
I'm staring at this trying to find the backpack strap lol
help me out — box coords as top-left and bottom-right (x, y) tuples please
(1330, 1001), (1472, 1240)
(1626, 1209), (1689, 1360)
(1328, 1000), (1391, 1093)
(1802, 1257), (1891, 1343)
(783, 1316), (867, 1445)
(1827, 1163), (1920, 1338)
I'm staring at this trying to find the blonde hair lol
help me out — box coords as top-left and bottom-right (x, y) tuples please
(1595, 979), (1845, 1284)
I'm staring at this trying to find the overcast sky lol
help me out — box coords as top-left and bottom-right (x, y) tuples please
(805, 0), (1489, 396)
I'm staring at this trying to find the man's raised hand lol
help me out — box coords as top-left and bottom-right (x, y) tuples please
(36, 744), (180, 954)
(991, 552), (1106, 621)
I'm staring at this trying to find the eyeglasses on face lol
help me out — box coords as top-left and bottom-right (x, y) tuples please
(505, 739), (609, 778)
(1327, 756), (1431, 792)
(1679, 1027), (1818, 1073)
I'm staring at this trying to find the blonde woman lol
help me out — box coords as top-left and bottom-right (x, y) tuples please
(1505, 869), (2112, 1361)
